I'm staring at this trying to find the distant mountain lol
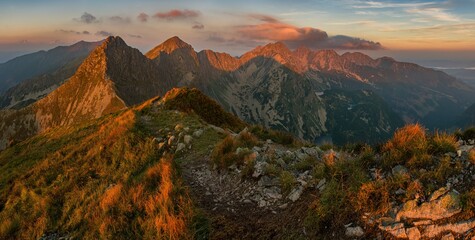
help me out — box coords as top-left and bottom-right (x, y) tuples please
(0, 40), (101, 94)
(440, 68), (475, 88)
(2, 36), (474, 149)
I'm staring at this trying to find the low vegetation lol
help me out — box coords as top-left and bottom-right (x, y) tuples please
(0, 108), (194, 239)
(210, 131), (259, 169)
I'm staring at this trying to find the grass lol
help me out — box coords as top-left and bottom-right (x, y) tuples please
(0, 107), (194, 239)
(210, 131), (260, 169)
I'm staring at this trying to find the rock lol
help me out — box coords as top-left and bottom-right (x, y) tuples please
(413, 220), (432, 226)
(279, 203), (288, 209)
(183, 135), (192, 145)
(446, 152), (457, 158)
(345, 226), (364, 238)
(158, 142), (166, 150)
(296, 152), (309, 161)
(236, 147), (250, 155)
(264, 187), (282, 199)
(176, 143), (186, 152)
(258, 176), (273, 187)
(302, 147), (320, 157)
(440, 233), (455, 240)
(258, 199), (267, 207)
(288, 186), (304, 202)
(378, 222), (407, 239)
(423, 220), (475, 238)
(405, 227), (421, 240)
(153, 137), (163, 143)
(392, 165), (408, 176)
(276, 158), (287, 168)
(252, 146), (262, 152)
(183, 127), (190, 132)
(429, 187), (448, 201)
(457, 150), (462, 157)
(193, 129), (204, 138)
(316, 179), (326, 191)
(168, 136), (176, 145)
(252, 162), (269, 178)
(266, 139), (273, 144)
(395, 188), (406, 195)
(174, 124), (184, 131)
(396, 189), (461, 221)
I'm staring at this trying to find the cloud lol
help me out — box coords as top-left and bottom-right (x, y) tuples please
(153, 9), (200, 20)
(236, 14), (382, 50)
(352, 1), (435, 9)
(192, 22), (204, 30)
(109, 16), (131, 24)
(57, 29), (91, 35)
(207, 33), (264, 47)
(137, 13), (149, 22)
(128, 34), (142, 38)
(95, 31), (113, 37)
(74, 12), (98, 24)
(406, 7), (459, 22)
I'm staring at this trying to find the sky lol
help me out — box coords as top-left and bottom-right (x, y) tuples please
(1, 0), (475, 67)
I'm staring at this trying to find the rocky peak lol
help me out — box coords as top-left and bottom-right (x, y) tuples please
(341, 52), (376, 66)
(145, 36), (194, 59)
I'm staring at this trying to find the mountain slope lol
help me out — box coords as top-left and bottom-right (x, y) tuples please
(0, 40), (101, 94)
(0, 36), (172, 150)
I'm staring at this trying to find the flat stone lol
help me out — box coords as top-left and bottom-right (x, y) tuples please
(429, 187), (449, 201)
(316, 179), (326, 191)
(168, 136), (176, 145)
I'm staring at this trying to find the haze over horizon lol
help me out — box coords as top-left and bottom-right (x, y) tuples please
(1, 0), (475, 67)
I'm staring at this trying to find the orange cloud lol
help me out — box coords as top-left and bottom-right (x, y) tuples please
(237, 14), (382, 50)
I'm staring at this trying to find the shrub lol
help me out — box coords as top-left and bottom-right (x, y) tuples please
(461, 127), (475, 142)
(249, 125), (296, 146)
(469, 149), (475, 165)
(210, 133), (259, 169)
(280, 171), (296, 195)
(428, 131), (457, 155)
(461, 188), (475, 213)
(293, 156), (317, 171)
(382, 124), (428, 168)
(356, 181), (390, 215)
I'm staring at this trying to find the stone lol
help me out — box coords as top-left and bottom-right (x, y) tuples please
(378, 222), (407, 239)
(302, 147), (320, 157)
(413, 220), (432, 226)
(183, 135), (192, 145)
(176, 143), (186, 152)
(258, 199), (267, 207)
(153, 137), (163, 143)
(168, 136), (176, 145)
(423, 220), (475, 238)
(316, 179), (326, 191)
(395, 188), (406, 195)
(266, 139), (273, 144)
(396, 189), (461, 221)
(193, 129), (204, 138)
(174, 124), (184, 131)
(288, 186), (304, 202)
(264, 187), (282, 199)
(296, 152), (309, 161)
(345, 226), (364, 238)
(429, 187), (449, 201)
(392, 165), (408, 176)
(457, 150), (463, 157)
(183, 127), (190, 132)
(252, 162), (269, 178)
(440, 233), (455, 240)
(405, 227), (421, 240)
(258, 176), (273, 187)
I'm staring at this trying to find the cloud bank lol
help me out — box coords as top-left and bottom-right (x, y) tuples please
(153, 9), (200, 20)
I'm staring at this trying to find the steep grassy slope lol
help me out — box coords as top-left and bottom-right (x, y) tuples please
(0, 106), (195, 239)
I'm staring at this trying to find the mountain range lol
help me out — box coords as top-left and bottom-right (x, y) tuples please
(0, 36), (474, 150)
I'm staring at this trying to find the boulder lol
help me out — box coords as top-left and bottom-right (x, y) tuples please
(396, 189), (461, 221)
(423, 220), (475, 238)
(252, 162), (269, 178)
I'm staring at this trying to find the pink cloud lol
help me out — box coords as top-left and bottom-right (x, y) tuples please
(153, 9), (200, 20)
(137, 13), (149, 22)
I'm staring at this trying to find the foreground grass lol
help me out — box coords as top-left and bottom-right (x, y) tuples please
(0, 108), (193, 239)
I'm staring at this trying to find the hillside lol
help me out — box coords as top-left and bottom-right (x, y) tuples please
(1, 88), (475, 239)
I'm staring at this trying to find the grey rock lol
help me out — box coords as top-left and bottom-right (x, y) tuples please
(316, 179), (326, 191)
(176, 143), (186, 152)
(395, 188), (406, 195)
(183, 135), (192, 145)
(392, 165), (408, 176)
(345, 226), (364, 238)
(288, 186), (304, 202)
(253, 161), (269, 178)
(193, 129), (204, 138)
